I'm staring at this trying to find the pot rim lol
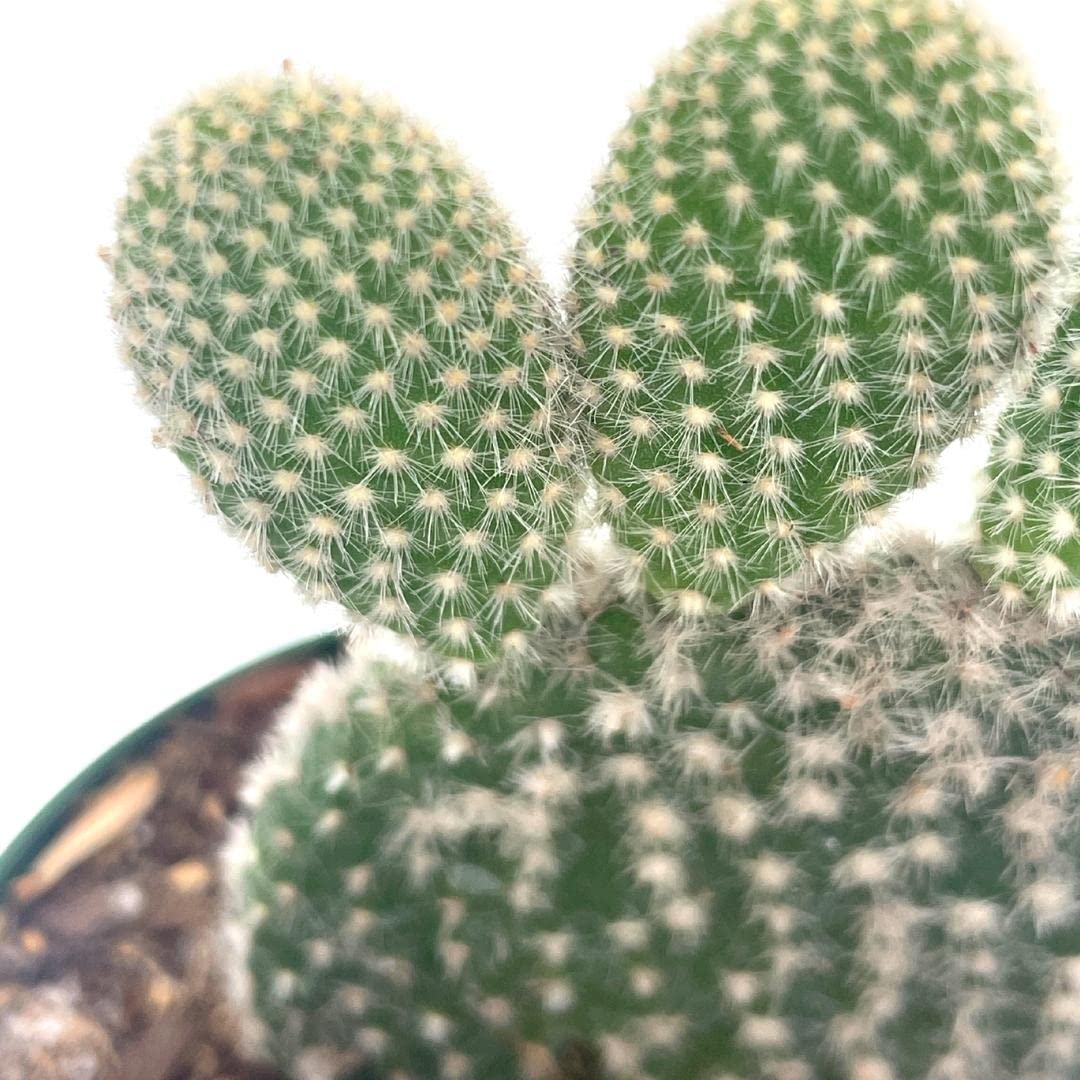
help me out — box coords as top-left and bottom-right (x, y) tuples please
(0, 632), (343, 894)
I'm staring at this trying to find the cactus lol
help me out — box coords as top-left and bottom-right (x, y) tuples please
(221, 540), (1080, 1080)
(91, 9), (1080, 1080)
(109, 73), (579, 662)
(568, 0), (1065, 611)
(977, 296), (1080, 624)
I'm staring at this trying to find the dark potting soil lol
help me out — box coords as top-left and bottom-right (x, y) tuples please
(0, 648), (326, 1080)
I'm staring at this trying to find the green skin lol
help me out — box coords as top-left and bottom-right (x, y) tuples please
(112, 77), (578, 661)
(978, 302), (1080, 621)
(570, 0), (1062, 610)
(228, 548), (1080, 1079)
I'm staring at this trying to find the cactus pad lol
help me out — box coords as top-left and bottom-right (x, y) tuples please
(978, 298), (1080, 623)
(569, 0), (1063, 610)
(110, 74), (578, 660)
(223, 543), (1080, 1079)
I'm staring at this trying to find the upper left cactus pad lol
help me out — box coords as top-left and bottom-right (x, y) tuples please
(110, 74), (578, 660)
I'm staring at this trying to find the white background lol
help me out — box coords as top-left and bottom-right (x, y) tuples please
(1, 0), (1077, 852)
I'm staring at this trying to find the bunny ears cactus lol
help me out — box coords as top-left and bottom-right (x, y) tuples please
(109, 74), (579, 665)
(99, 2), (1080, 1080)
(109, 3), (1073, 662)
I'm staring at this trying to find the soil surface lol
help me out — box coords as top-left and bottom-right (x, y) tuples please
(0, 641), (340, 1080)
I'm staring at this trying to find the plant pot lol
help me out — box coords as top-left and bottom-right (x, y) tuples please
(0, 632), (343, 1080)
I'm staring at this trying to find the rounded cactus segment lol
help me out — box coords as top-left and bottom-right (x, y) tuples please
(110, 74), (578, 660)
(568, 0), (1063, 609)
(223, 544), (1080, 1079)
(978, 300), (1080, 623)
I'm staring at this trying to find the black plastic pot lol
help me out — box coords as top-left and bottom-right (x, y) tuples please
(0, 633), (342, 895)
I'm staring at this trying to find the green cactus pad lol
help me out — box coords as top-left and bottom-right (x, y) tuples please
(978, 299), (1080, 623)
(568, 0), (1063, 610)
(110, 74), (578, 661)
(223, 543), (1080, 1079)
